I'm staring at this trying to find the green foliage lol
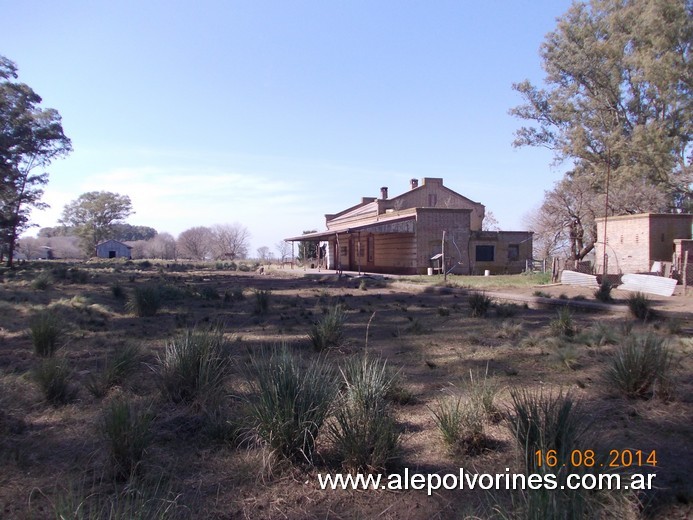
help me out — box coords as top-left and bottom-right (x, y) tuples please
(429, 395), (485, 455)
(309, 304), (346, 351)
(507, 388), (588, 474)
(606, 332), (674, 399)
(127, 285), (162, 317)
(31, 271), (53, 290)
(511, 0), (693, 261)
(34, 358), (75, 405)
(245, 345), (338, 464)
(0, 55), (72, 267)
(59, 191), (133, 255)
(29, 310), (64, 357)
(252, 289), (271, 314)
(593, 281), (613, 303)
(199, 286), (220, 301)
(101, 398), (153, 480)
(549, 307), (576, 338)
(626, 292), (653, 321)
(155, 327), (228, 407)
(495, 303), (520, 318)
(86, 343), (142, 398)
(329, 355), (400, 472)
(468, 291), (492, 317)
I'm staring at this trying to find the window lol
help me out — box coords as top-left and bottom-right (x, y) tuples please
(475, 245), (494, 262)
(508, 244), (519, 261)
(367, 235), (374, 262)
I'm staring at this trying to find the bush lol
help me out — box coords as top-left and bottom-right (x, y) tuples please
(29, 310), (65, 357)
(155, 327), (228, 407)
(627, 292), (652, 321)
(246, 345), (338, 463)
(593, 281), (613, 303)
(507, 388), (588, 474)
(34, 358), (75, 405)
(199, 286), (220, 301)
(127, 285), (162, 317)
(253, 289), (271, 314)
(495, 303), (519, 318)
(309, 305), (346, 351)
(429, 395), (485, 454)
(468, 291), (492, 318)
(86, 343), (142, 398)
(111, 284), (126, 299)
(31, 271), (53, 290)
(549, 307), (576, 337)
(606, 332), (674, 399)
(329, 355), (400, 471)
(101, 398), (153, 480)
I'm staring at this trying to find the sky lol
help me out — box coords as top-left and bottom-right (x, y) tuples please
(2, 0), (575, 256)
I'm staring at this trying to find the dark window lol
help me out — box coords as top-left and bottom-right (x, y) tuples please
(108, 250), (116, 258)
(508, 244), (519, 261)
(475, 245), (494, 262)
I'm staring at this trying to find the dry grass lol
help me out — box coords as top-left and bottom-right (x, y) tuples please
(0, 260), (691, 519)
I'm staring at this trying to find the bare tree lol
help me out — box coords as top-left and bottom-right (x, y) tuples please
(145, 232), (177, 259)
(256, 246), (272, 262)
(481, 211), (500, 231)
(275, 240), (291, 264)
(177, 226), (212, 260)
(210, 223), (250, 260)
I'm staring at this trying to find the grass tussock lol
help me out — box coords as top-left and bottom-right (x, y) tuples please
(329, 355), (401, 472)
(155, 326), (228, 407)
(626, 292), (653, 322)
(593, 281), (613, 303)
(34, 358), (76, 405)
(549, 307), (576, 338)
(309, 304), (346, 351)
(245, 345), (338, 464)
(87, 343), (143, 398)
(468, 291), (492, 318)
(127, 285), (162, 317)
(252, 289), (271, 315)
(101, 397), (154, 480)
(606, 331), (674, 400)
(29, 310), (65, 357)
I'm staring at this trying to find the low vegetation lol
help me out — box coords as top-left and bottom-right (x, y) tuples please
(0, 260), (690, 519)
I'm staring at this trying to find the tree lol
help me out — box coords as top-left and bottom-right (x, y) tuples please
(275, 240), (291, 264)
(256, 246), (272, 262)
(297, 230), (319, 263)
(511, 0), (692, 258)
(59, 191), (133, 255)
(0, 56), (72, 266)
(177, 226), (212, 260)
(209, 223), (250, 260)
(481, 210), (501, 231)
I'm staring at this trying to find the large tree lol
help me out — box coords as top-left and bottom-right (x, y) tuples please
(177, 226), (212, 260)
(209, 223), (250, 260)
(511, 0), (692, 259)
(0, 56), (72, 266)
(59, 191), (133, 255)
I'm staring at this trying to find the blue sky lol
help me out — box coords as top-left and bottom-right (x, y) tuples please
(3, 0), (574, 255)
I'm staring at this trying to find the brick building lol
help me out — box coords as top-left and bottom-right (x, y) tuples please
(286, 178), (533, 275)
(594, 213), (693, 274)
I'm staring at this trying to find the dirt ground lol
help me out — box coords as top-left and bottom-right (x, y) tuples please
(0, 262), (691, 519)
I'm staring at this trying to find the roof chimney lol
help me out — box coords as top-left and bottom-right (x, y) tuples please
(380, 186), (388, 200)
(410, 178), (419, 190)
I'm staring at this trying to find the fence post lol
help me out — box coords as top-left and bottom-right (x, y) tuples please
(684, 251), (689, 296)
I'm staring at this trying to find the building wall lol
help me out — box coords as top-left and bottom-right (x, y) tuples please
(415, 208), (471, 274)
(378, 178), (486, 231)
(95, 240), (132, 259)
(595, 214), (693, 274)
(469, 231), (533, 275)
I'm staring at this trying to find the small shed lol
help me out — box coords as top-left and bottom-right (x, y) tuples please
(95, 239), (132, 259)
